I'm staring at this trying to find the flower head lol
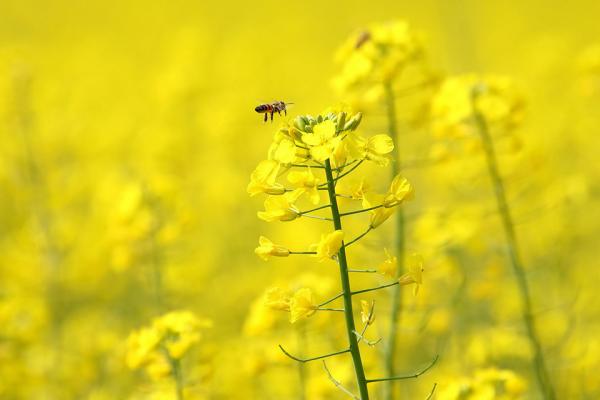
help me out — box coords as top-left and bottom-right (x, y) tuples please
(247, 160), (286, 196)
(310, 230), (345, 262)
(257, 193), (301, 222)
(398, 252), (424, 295)
(383, 175), (414, 207)
(254, 236), (290, 261)
(287, 167), (321, 204)
(289, 288), (317, 323)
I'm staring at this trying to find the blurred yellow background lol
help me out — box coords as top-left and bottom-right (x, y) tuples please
(1, 0), (599, 399)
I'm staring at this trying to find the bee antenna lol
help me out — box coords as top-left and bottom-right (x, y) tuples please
(286, 102), (294, 105)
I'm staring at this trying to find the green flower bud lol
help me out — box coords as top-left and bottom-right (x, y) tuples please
(336, 112), (347, 133)
(294, 116), (307, 131)
(344, 112), (363, 131)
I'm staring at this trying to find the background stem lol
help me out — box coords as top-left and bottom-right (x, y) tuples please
(473, 109), (556, 400)
(324, 159), (370, 399)
(384, 81), (405, 400)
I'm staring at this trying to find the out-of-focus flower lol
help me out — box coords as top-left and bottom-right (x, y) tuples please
(398, 252), (424, 295)
(430, 74), (524, 138)
(264, 287), (291, 311)
(125, 310), (211, 378)
(310, 230), (344, 262)
(254, 236), (290, 261)
(378, 248), (398, 278)
(289, 288), (317, 323)
(364, 134), (394, 165)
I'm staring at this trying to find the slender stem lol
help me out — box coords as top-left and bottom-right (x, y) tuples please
(290, 251), (317, 255)
(348, 269), (378, 273)
(296, 325), (307, 400)
(340, 205), (383, 217)
(299, 204), (331, 215)
(352, 281), (399, 296)
(425, 383), (438, 400)
(345, 227), (373, 248)
(366, 355), (438, 383)
(302, 214), (333, 221)
(318, 159), (365, 188)
(165, 352), (185, 400)
(473, 103), (556, 400)
(384, 81), (405, 400)
(279, 345), (350, 363)
(325, 159), (370, 399)
(323, 361), (360, 400)
(319, 292), (344, 308)
(317, 308), (345, 312)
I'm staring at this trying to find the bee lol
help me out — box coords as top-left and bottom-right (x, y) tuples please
(255, 101), (293, 122)
(355, 30), (371, 49)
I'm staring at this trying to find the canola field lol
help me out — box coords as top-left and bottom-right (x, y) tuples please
(1, 1), (599, 399)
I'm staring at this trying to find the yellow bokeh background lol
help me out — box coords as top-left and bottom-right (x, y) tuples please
(1, 0), (599, 399)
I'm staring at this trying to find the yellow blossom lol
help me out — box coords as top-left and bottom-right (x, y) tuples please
(398, 252), (424, 295)
(269, 137), (297, 164)
(254, 236), (290, 260)
(289, 288), (317, 323)
(360, 300), (375, 325)
(309, 230), (344, 262)
(264, 287), (291, 311)
(365, 134), (394, 165)
(378, 248), (397, 278)
(370, 206), (395, 229)
(247, 160), (286, 196)
(287, 167), (321, 204)
(257, 193), (300, 222)
(383, 175), (414, 207)
(301, 120), (342, 162)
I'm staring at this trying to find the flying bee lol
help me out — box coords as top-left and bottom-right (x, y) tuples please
(255, 101), (293, 122)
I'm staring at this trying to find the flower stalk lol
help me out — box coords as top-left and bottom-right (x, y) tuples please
(472, 98), (556, 400)
(324, 159), (370, 399)
(383, 81), (405, 400)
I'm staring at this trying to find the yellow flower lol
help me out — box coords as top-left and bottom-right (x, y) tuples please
(360, 300), (375, 325)
(430, 74), (524, 138)
(257, 193), (300, 222)
(370, 206), (395, 229)
(301, 120), (341, 162)
(153, 310), (212, 360)
(378, 248), (397, 278)
(383, 175), (414, 207)
(269, 137), (297, 164)
(310, 230), (344, 262)
(254, 236), (290, 261)
(287, 167), (321, 204)
(247, 160), (286, 196)
(264, 287), (291, 311)
(365, 134), (394, 165)
(289, 288), (317, 323)
(398, 252), (424, 295)
(125, 326), (161, 369)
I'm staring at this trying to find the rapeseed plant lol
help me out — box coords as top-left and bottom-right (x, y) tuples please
(249, 109), (436, 399)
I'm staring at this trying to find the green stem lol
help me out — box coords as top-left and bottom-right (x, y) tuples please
(324, 159), (370, 400)
(384, 81), (405, 400)
(473, 106), (556, 400)
(169, 356), (185, 400)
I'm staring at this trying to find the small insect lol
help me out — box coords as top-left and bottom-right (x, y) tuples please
(355, 30), (371, 49)
(255, 101), (293, 122)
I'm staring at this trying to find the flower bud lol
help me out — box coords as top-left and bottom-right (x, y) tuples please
(344, 112), (363, 131)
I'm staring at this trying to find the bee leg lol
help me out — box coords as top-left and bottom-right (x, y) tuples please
(264, 113), (267, 123)
(270, 111), (274, 122)
(284, 109), (287, 116)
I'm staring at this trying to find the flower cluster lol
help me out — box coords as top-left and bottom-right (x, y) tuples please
(430, 74), (525, 138)
(332, 20), (424, 94)
(125, 310), (212, 379)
